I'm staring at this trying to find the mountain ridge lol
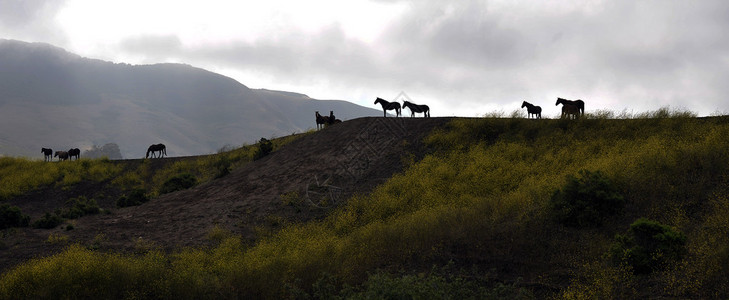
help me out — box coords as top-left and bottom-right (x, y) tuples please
(0, 39), (381, 158)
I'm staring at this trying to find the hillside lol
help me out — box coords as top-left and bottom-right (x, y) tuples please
(0, 39), (382, 158)
(2, 114), (729, 299)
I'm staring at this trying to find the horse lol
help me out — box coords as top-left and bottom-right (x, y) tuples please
(521, 101), (542, 119)
(328, 111), (342, 125)
(556, 97), (585, 116)
(561, 103), (580, 119)
(374, 97), (401, 117)
(402, 101), (430, 118)
(146, 143), (167, 158)
(315, 111), (330, 130)
(41, 148), (53, 161)
(54, 151), (69, 161)
(68, 148), (80, 161)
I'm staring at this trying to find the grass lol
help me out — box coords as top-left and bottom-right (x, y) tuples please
(2, 111), (729, 298)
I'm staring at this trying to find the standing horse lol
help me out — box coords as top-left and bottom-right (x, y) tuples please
(41, 148), (53, 161)
(556, 98), (585, 116)
(315, 111), (330, 130)
(54, 151), (69, 161)
(561, 104), (580, 119)
(521, 101), (542, 119)
(328, 111), (342, 124)
(146, 144), (167, 158)
(68, 148), (80, 161)
(402, 101), (430, 117)
(374, 97), (401, 117)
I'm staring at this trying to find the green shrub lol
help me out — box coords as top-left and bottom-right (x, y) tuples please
(610, 218), (687, 274)
(32, 212), (63, 229)
(550, 170), (625, 227)
(159, 173), (197, 194)
(253, 138), (273, 160)
(61, 196), (100, 219)
(0, 204), (30, 229)
(117, 188), (149, 208)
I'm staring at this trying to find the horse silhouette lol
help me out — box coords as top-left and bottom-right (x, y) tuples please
(402, 101), (430, 117)
(41, 148), (53, 161)
(328, 111), (342, 124)
(54, 151), (69, 161)
(146, 144), (167, 158)
(561, 104), (580, 119)
(556, 98), (585, 116)
(68, 148), (80, 161)
(521, 101), (542, 119)
(374, 97), (401, 117)
(315, 111), (330, 130)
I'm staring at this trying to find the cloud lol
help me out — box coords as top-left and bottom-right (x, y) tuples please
(0, 0), (68, 44)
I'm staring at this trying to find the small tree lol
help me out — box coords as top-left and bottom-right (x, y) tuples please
(550, 169), (625, 227)
(610, 218), (687, 274)
(0, 204), (30, 229)
(253, 138), (273, 160)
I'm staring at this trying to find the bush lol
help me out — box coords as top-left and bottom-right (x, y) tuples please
(32, 212), (63, 229)
(253, 138), (273, 160)
(550, 170), (625, 227)
(0, 204), (30, 229)
(610, 218), (687, 274)
(61, 196), (100, 219)
(159, 173), (197, 194)
(117, 188), (149, 208)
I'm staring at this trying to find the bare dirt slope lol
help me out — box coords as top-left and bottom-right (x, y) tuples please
(1, 117), (452, 271)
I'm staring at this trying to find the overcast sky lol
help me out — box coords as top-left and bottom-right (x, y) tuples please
(2, 0), (728, 117)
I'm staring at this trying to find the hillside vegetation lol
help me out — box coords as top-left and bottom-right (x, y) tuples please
(2, 110), (729, 298)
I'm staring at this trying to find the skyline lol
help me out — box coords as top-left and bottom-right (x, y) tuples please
(2, 0), (729, 117)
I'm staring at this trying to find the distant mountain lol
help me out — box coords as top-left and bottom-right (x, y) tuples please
(0, 39), (381, 158)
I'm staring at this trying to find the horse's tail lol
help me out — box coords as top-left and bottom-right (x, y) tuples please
(163, 146), (167, 156)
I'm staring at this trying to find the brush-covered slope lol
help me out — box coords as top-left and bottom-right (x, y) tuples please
(2, 114), (729, 299)
(0, 39), (381, 158)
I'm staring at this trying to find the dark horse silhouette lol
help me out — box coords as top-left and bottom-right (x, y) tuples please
(41, 148), (53, 161)
(374, 97), (401, 117)
(146, 143), (167, 158)
(556, 98), (585, 116)
(68, 148), (80, 161)
(328, 111), (342, 125)
(521, 101), (542, 119)
(54, 151), (69, 161)
(402, 101), (430, 117)
(315, 111), (330, 130)
(561, 103), (580, 119)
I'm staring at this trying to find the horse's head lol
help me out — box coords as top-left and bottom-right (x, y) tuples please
(521, 101), (527, 108)
(375, 97), (383, 104)
(54, 151), (59, 157)
(556, 98), (565, 106)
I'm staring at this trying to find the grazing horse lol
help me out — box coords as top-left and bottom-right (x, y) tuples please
(146, 143), (167, 158)
(54, 151), (69, 161)
(68, 148), (80, 161)
(402, 101), (430, 117)
(315, 111), (330, 130)
(556, 97), (585, 116)
(521, 101), (542, 119)
(561, 104), (580, 119)
(41, 148), (53, 161)
(374, 97), (401, 117)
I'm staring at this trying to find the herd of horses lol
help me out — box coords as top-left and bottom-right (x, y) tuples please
(40, 143), (167, 161)
(41, 147), (80, 162)
(316, 96), (585, 129)
(522, 97), (586, 120)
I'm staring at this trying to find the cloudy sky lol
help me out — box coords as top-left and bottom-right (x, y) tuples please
(2, 0), (729, 117)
